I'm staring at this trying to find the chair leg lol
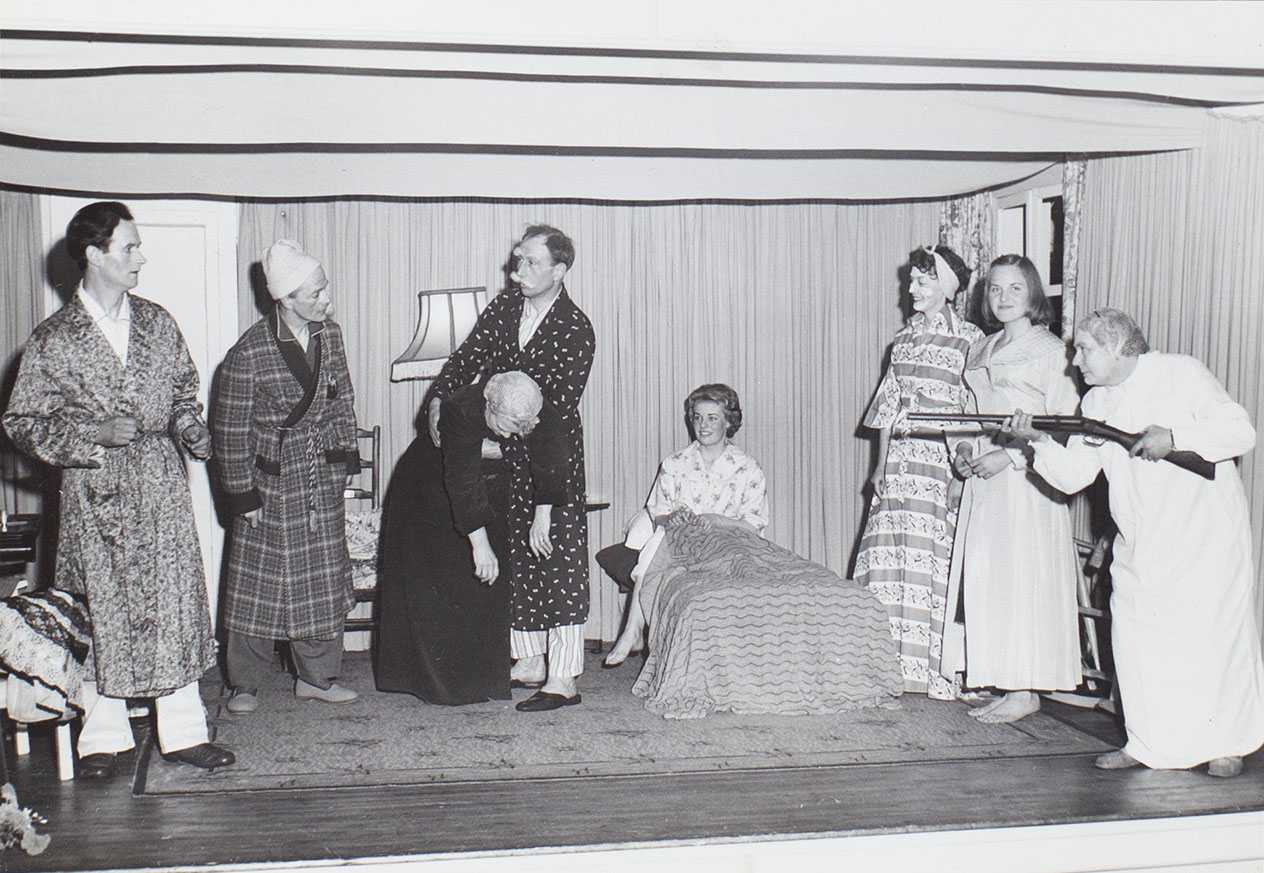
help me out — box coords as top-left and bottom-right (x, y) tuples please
(14, 721), (30, 756)
(55, 722), (74, 781)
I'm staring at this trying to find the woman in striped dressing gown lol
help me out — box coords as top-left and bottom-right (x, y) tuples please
(853, 245), (983, 699)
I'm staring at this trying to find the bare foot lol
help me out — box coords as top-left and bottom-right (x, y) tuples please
(1094, 749), (1142, 770)
(1208, 756), (1243, 778)
(967, 696), (1005, 718)
(976, 691), (1040, 724)
(958, 690), (996, 705)
(603, 628), (644, 667)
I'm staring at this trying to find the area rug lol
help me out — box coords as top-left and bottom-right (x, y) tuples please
(135, 652), (1111, 795)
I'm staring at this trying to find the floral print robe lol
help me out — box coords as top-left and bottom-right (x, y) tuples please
(3, 293), (215, 697)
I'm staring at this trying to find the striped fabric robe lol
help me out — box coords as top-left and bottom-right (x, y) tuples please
(213, 311), (359, 640)
(853, 308), (982, 697)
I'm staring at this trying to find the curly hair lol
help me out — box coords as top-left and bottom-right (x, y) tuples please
(684, 383), (743, 439)
(908, 245), (972, 297)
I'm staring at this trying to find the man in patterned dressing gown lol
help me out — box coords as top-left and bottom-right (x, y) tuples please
(426, 225), (595, 712)
(3, 201), (234, 778)
(213, 239), (361, 714)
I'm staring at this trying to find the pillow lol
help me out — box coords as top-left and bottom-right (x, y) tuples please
(623, 508), (655, 550)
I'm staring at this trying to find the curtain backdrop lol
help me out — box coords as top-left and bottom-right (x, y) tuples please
(0, 189), (45, 518)
(237, 199), (940, 639)
(1078, 111), (1264, 631)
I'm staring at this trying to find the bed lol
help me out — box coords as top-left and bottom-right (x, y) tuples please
(630, 513), (904, 719)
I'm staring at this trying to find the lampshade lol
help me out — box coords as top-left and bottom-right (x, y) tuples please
(390, 287), (490, 382)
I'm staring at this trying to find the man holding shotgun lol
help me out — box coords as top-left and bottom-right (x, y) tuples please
(1004, 308), (1264, 778)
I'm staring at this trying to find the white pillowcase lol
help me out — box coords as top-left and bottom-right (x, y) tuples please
(623, 508), (655, 550)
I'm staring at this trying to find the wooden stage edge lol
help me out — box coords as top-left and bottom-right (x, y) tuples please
(6, 700), (1264, 873)
(62, 813), (1264, 873)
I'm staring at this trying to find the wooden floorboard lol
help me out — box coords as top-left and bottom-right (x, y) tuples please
(5, 702), (1263, 872)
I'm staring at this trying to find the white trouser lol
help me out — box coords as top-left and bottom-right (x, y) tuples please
(77, 680), (209, 756)
(510, 623), (585, 678)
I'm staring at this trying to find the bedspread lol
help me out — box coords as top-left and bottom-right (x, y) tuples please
(631, 513), (903, 719)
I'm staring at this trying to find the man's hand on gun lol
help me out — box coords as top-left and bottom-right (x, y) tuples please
(1001, 410), (1045, 444)
(1127, 425), (1174, 462)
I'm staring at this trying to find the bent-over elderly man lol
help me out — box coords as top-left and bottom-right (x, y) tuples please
(425, 225), (595, 711)
(1006, 307), (1264, 778)
(3, 201), (234, 778)
(213, 239), (361, 714)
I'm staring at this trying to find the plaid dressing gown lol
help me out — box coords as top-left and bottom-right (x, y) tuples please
(213, 310), (360, 640)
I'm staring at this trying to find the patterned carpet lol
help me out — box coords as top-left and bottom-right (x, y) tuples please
(136, 652), (1111, 795)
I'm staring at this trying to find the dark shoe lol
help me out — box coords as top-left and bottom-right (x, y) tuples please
(515, 691), (581, 712)
(509, 678), (544, 690)
(78, 753), (118, 780)
(162, 742), (236, 770)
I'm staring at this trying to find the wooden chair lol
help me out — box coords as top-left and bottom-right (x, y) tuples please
(343, 425), (381, 509)
(1046, 533), (1117, 713)
(343, 427), (382, 644)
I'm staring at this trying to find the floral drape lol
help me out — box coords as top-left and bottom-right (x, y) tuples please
(1061, 157), (1088, 338)
(940, 192), (996, 322)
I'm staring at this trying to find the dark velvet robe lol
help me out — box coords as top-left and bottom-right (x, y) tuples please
(375, 386), (566, 705)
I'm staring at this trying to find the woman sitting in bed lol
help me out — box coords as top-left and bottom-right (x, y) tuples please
(602, 383), (768, 667)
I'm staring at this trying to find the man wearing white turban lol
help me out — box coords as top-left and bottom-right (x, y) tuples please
(212, 239), (362, 714)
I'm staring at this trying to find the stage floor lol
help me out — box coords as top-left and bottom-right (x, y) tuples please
(5, 695), (1264, 873)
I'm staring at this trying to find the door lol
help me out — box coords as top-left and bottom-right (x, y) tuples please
(42, 196), (239, 625)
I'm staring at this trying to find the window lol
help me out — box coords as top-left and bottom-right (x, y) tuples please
(996, 182), (1064, 331)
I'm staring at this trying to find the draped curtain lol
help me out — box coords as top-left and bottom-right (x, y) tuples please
(1078, 111), (1264, 631)
(1060, 158), (1088, 337)
(237, 199), (939, 638)
(939, 192), (996, 322)
(0, 190), (45, 518)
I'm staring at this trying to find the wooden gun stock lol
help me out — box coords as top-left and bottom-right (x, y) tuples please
(906, 412), (1216, 480)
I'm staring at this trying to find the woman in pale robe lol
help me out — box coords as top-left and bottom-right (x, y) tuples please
(942, 254), (1082, 724)
(1013, 308), (1264, 777)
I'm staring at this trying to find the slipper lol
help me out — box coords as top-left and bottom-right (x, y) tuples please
(509, 678), (544, 690)
(515, 691), (581, 712)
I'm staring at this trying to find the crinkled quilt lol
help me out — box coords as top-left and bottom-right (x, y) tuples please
(631, 513), (903, 719)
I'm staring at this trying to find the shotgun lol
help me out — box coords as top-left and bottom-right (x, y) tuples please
(905, 412), (1216, 480)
